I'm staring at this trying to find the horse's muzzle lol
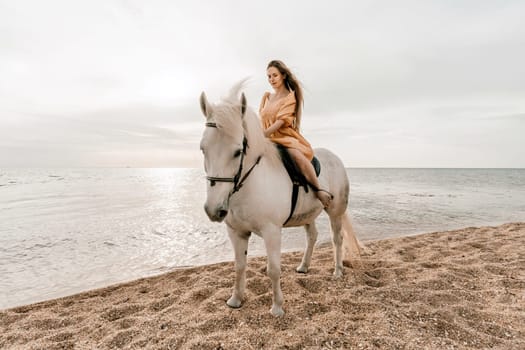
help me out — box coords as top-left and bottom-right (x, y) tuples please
(204, 203), (229, 222)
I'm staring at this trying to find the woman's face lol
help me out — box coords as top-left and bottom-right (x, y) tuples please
(267, 66), (285, 90)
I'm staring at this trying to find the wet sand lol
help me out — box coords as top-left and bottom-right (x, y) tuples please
(1, 223), (524, 349)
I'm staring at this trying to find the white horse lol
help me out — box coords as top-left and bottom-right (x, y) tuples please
(199, 82), (362, 316)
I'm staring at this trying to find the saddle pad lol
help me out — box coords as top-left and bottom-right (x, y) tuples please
(311, 156), (321, 177)
(276, 144), (321, 192)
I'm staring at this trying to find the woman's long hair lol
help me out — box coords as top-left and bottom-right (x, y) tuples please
(267, 60), (304, 132)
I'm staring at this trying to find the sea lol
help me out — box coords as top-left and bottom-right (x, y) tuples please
(1, 168), (524, 309)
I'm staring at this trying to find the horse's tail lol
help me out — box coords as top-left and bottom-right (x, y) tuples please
(341, 211), (364, 266)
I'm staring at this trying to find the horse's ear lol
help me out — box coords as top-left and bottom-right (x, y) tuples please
(240, 93), (247, 117)
(200, 92), (212, 117)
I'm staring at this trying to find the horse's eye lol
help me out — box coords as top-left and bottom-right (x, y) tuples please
(233, 149), (242, 158)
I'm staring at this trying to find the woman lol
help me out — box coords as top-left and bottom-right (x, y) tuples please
(259, 60), (333, 208)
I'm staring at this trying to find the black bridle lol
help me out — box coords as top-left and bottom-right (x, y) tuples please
(205, 122), (262, 195)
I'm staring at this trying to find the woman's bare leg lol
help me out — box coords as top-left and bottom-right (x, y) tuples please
(287, 148), (332, 208)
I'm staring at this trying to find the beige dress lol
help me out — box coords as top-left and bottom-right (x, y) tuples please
(259, 91), (314, 161)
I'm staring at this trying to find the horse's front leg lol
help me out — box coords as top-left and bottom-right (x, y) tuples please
(262, 226), (284, 316)
(226, 226), (250, 309)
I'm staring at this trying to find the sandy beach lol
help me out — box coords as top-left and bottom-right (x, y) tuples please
(1, 222), (524, 349)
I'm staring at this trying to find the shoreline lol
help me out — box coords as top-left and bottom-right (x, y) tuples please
(1, 222), (524, 349)
(2, 219), (517, 311)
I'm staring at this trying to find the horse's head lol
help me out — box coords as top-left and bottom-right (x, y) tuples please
(199, 87), (248, 222)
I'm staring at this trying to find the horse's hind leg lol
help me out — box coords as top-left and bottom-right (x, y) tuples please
(226, 226), (250, 309)
(296, 221), (319, 274)
(329, 214), (344, 278)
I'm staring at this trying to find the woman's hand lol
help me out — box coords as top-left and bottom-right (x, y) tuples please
(264, 120), (284, 138)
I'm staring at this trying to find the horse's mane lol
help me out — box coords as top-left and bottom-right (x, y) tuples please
(212, 81), (281, 167)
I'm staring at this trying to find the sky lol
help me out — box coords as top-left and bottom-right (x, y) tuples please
(1, 0), (524, 168)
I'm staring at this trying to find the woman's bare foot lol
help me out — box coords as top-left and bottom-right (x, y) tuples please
(316, 190), (333, 208)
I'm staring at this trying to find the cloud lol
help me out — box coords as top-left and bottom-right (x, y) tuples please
(0, 1), (524, 167)
(0, 102), (204, 167)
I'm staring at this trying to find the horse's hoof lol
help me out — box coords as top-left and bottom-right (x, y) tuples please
(226, 296), (242, 309)
(296, 265), (308, 274)
(271, 305), (284, 317)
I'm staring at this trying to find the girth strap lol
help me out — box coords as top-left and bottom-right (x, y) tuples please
(283, 183), (300, 226)
(277, 144), (322, 226)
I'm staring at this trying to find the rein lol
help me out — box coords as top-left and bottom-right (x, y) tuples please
(205, 122), (262, 196)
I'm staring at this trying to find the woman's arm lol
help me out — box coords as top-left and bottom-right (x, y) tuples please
(264, 119), (284, 137)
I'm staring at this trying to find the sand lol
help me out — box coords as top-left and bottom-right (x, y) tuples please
(1, 223), (524, 350)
